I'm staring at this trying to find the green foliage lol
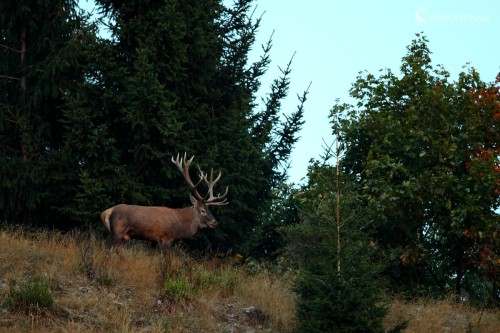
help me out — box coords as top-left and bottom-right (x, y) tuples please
(164, 277), (192, 303)
(286, 161), (387, 333)
(195, 266), (238, 295)
(1, 0), (305, 257)
(0, 0), (87, 225)
(246, 182), (302, 259)
(333, 33), (499, 302)
(5, 276), (54, 313)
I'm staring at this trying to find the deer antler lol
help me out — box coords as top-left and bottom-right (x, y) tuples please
(171, 153), (205, 201)
(171, 153), (229, 206)
(202, 168), (229, 206)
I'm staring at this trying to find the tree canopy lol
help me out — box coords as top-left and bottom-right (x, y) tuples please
(332, 34), (499, 302)
(0, 0), (306, 254)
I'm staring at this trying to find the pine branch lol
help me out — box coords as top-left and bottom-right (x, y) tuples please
(0, 43), (21, 53)
(0, 74), (21, 81)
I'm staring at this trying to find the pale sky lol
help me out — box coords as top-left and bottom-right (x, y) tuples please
(80, 1), (500, 184)
(250, 1), (499, 183)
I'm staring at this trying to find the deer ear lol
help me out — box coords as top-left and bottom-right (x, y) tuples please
(190, 194), (198, 205)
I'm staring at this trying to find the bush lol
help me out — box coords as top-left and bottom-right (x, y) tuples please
(164, 277), (192, 303)
(5, 276), (54, 313)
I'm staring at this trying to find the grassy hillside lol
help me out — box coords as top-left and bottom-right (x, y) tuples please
(0, 228), (498, 332)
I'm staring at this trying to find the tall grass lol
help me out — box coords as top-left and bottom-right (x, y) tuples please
(0, 228), (498, 332)
(384, 296), (499, 333)
(0, 228), (297, 332)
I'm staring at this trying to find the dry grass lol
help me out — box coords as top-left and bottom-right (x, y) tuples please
(0, 228), (498, 332)
(0, 228), (296, 332)
(385, 296), (499, 333)
(238, 271), (297, 330)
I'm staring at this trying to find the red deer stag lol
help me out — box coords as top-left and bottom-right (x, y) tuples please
(100, 153), (228, 253)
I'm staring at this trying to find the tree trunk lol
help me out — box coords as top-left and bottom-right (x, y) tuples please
(19, 21), (30, 161)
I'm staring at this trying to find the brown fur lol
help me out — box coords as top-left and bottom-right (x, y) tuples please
(102, 154), (227, 253)
(101, 200), (218, 252)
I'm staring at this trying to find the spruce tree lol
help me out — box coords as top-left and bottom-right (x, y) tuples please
(286, 159), (387, 333)
(0, 0), (89, 226)
(1, 0), (306, 255)
(59, 0), (306, 253)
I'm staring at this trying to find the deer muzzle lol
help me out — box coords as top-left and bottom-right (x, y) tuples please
(207, 219), (218, 228)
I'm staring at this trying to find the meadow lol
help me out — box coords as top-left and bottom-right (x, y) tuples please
(0, 228), (498, 332)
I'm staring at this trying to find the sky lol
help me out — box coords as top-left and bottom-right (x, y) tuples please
(80, 0), (500, 184)
(248, 0), (499, 184)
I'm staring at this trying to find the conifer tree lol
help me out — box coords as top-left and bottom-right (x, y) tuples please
(0, 0), (89, 225)
(59, 0), (306, 252)
(286, 158), (387, 333)
(1, 0), (305, 255)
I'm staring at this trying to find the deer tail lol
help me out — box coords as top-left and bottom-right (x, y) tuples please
(100, 207), (113, 231)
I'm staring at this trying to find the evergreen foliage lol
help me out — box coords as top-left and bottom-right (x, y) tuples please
(0, 0), (86, 225)
(286, 160), (387, 333)
(0, 0), (306, 255)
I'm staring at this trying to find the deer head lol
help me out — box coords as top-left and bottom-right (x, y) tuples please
(171, 153), (229, 229)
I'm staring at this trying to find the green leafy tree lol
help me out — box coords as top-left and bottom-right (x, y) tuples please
(333, 34), (499, 302)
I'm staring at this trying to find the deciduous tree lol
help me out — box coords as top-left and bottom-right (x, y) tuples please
(332, 34), (499, 302)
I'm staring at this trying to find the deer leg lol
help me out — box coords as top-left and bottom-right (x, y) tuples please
(156, 239), (174, 282)
(147, 241), (158, 255)
(106, 235), (123, 249)
(158, 239), (174, 257)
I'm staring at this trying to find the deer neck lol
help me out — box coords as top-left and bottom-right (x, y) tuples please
(178, 206), (201, 236)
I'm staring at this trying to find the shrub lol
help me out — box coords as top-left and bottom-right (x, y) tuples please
(5, 276), (54, 313)
(164, 277), (192, 303)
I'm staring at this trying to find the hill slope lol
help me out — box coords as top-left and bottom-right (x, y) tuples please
(0, 229), (498, 332)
